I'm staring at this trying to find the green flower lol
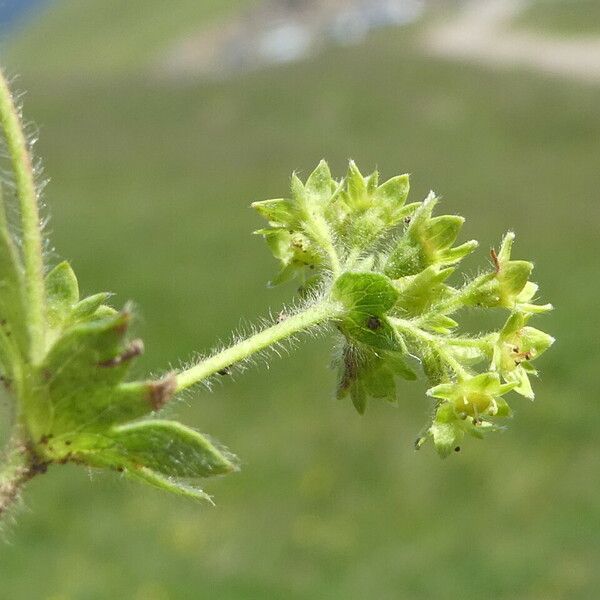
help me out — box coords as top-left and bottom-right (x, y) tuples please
(492, 312), (555, 399)
(423, 373), (516, 456)
(385, 193), (478, 279)
(427, 372), (515, 419)
(465, 232), (552, 313)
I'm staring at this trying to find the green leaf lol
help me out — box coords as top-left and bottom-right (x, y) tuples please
(350, 380), (367, 415)
(385, 195), (477, 278)
(337, 344), (416, 413)
(430, 420), (462, 457)
(31, 311), (169, 439)
(63, 420), (238, 503)
(106, 420), (237, 478)
(333, 272), (398, 314)
(305, 160), (333, 202)
(384, 235), (424, 278)
(251, 198), (296, 228)
(394, 265), (455, 316)
(126, 466), (213, 503)
(346, 160), (368, 209)
(333, 272), (401, 351)
(375, 174), (410, 217)
(71, 292), (113, 322)
(438, 240), (478, 264)
(45, 261), (79, 331)
(422, 314), (459, 335)
(500, 260), (533, 299)
(255, 228), (322, 287)
(426, 215), (464, 250)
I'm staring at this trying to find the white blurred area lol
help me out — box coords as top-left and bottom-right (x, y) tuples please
(160, 0), (426, 78)
(426, 0), (600, 84)
(158, 0), (600, 85)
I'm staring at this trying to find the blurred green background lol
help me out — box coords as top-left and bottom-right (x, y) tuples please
(1, 0), (599, 598)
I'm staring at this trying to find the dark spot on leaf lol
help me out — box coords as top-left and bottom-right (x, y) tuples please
(31, 460), (49, 475)
(366, 316), (382, 331)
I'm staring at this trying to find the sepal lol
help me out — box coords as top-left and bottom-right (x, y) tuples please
(491, 311), (555, 398)
(464, 233), (549, 313)
(337, 344), (416, 414)
(385, 193), (477, 278)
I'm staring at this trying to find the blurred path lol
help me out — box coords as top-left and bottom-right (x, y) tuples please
(425, 0), (600, 84)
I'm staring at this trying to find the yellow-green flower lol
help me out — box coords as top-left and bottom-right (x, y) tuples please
(492, 312), (555, 399)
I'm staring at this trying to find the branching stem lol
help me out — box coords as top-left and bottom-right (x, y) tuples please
(391, 317), (474, 380)
(0, 68), (46, 364)
(176, 301), (342, 392)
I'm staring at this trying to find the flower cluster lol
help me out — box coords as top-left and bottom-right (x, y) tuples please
(255, 161), (554, 456)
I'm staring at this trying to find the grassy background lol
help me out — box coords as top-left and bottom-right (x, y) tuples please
(516, 0), (600, 36)
(1, 1), (600, 598)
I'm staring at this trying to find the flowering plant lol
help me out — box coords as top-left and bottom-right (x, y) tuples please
(0, 70), (553, 518)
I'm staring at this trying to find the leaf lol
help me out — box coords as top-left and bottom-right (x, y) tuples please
(422, 314), (459, 335)
(500, 261), (533, 299)
(337, 344), (416, 413)
(346, 160), (368, 209)
(63, 420), (238, 503)
(251, 198), (296, 228)
(333, 272), (398, 315)
(426, 215), (464, 250)
(350, 380), (367, 415)
(71, 292), (114, 322)
(438, 240), (478, 264)
(106, 420), (237, 478)
(430, 420), (462, 458)
(126, 466), (213, 503)
(305, 160), (333, 202)
(504, 367), (534, 399)
(385, 195), (477, 277)
(45, 261), (79, 331)
(394, 265), (455, 316)
(375, 174), (410, 216)
(31, 310), (171, 439)
(333, 272), (401, 351)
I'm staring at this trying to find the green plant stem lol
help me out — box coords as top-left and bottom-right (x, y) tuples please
(176, 301), (341, 392)
(391, 317), (472, 380)
(0, 69), (46, 364)
(311, 217), (341, 276)
(299, 204), (341, 276)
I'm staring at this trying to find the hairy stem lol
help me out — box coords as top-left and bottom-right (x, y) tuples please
(0, 69), (46, 363)
(0, 434), (36, 518)
(308, 214), (341, 276)
(391, 317), (472, 380)
(176, 301), (341, 392)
